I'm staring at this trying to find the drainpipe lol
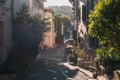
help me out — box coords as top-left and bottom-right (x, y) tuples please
(11, 0), (14, 53)
(75, 0), (79, 47)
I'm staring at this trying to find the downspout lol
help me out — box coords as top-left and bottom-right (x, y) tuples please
(11, 0), (14, 53)
(75, 0), (79, 47)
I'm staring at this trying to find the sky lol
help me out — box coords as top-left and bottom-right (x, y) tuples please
(44, 0), (72, 7)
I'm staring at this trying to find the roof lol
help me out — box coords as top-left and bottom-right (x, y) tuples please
(44, 9), (54, 13)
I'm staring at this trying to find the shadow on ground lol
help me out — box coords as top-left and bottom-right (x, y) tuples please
(24, 59), (79, 80)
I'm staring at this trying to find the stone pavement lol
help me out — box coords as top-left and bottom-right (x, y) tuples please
(63, 63), (93, 77)
(36, 45), (106, 80)
(36, 45), (65, 61)
(62, 62), (106, 80)
(25, 46), (90, 80)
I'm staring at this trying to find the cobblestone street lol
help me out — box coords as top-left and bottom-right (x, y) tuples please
(24, 45), (92, 80)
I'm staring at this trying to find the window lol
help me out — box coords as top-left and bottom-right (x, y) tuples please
(86, 1), (90, 27)
(77, 7), (80, 22)
(87, 1), (90, 17)
(82, 5), (86, 22)
(91, 0), (93, 10)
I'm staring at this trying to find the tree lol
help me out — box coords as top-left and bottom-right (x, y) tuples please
(88, 0), (120, 53)
(14, 3), (47, 55)
(61, 15), (71, 34)
(54, 16), (63, 43)
(88, 0), (120, 76)
(54, 15), (71, 43)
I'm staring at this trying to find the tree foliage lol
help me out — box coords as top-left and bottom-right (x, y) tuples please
(2, 4), (48, 77)
(54, 16), (63, 43)
(14, 4), (47, 54)
(88, 0), (120, 52)
(54, 15), (71, 43)
(89, 1), (120, 74)
(61, 15), (71, 34)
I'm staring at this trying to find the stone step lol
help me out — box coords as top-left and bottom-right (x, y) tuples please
(78, 67), (93, 77)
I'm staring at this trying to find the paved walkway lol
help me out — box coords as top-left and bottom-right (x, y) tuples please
(63, 63), (93, 77)
(62, 63), (106, 80)
(26, 45), (106, 80)
(36, 45), (65, 61)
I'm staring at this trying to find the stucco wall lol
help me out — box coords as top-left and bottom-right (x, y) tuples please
(0, 0), (12, 65)
(14, 0), (29, 12)
(14, 0), (44, 19)
(43, 9), (56, 47)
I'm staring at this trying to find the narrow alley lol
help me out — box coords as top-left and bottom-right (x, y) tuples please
(24, 45), (92, 80)
(0, 0), (119, 79)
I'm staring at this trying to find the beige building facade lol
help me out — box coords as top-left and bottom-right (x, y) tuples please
(43, 9), (56, 48)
